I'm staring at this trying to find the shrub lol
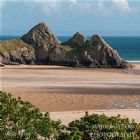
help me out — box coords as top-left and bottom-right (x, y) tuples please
(67, 112), (140, 140)
(1, 91), (140, 140)
(0, 91), (64, 140)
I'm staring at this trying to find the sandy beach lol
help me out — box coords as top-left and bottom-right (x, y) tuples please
(1, 64), (140, 124)
(1, 64), (140, 112)
(50, 109), (140, 125)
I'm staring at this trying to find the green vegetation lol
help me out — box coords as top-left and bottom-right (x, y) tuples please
(59, 43), (83, 60)
(67, 112), (140, 140)
(59, 44), (74, 52)
(1, 91), (140, 140)
(0, 39), (34, 52)
(54, 44), (73, 53)
(66, 49), (81, 60)
(0, 91), (64, 140)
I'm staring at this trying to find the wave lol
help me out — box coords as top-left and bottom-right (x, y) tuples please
(127, 60), (140, 63)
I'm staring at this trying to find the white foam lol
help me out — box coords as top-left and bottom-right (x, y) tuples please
(127, 60), (140, 63)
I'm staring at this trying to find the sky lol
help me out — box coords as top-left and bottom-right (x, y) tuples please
(0, 0), (140, 36)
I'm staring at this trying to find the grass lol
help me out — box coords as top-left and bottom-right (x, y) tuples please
(55, 44), (81, 60)
(56, 44), (74, 52)
(0, 39), (34, 52)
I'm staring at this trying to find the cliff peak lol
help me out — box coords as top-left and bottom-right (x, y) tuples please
(22, 22), (60, 45)
(90, 34), (109, 47)
(64, 32), (87, 47)
(33, 22), (47, 28)
(21, 22), (60, 63)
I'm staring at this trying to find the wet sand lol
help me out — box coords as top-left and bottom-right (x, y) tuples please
(1, 65), (140, 112)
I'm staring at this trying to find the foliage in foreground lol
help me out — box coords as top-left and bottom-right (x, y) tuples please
(1, 91), (140, 140)
(65, 112), (140, 140)
(0, 91), (64, 140)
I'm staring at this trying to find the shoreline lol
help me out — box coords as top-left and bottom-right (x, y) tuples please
(127, 61), (140, 64)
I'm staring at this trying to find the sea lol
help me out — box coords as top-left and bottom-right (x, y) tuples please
(0, 36), (140, 62)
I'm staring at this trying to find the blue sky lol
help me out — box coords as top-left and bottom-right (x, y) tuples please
(0, 0), (140, 36)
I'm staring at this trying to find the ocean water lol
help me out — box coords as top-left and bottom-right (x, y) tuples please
(0, 36), (140, 62)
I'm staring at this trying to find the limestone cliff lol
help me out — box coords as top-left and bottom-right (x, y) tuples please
(49, 33), (130, 68)
(0, 39), (35, 65)
(22, 22), (60, 64)
(64, 32), (87, 47)
(0, 22), (132, 68)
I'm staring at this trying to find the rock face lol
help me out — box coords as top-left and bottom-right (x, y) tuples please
(0, 22), (132, 68)
(59, 33), (130, 68)
(83, 34), (124, 68)
(0, 39), (36, 65)
(22, 22), (60, 64)
(64, 32), (87, 47)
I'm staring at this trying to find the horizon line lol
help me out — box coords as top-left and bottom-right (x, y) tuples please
(1, 35), (140, 37)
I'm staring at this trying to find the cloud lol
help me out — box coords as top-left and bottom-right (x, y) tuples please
(33, 0), (61, 16)
(0, 0), (5, 33)
(16, 0), (132, 19)
(0, 0), (5, 8)
(1, 0), (139, 36)
(36, 0), (132, 17)
(69, 0), (77, 4)
(112, 0), (131, 12)
(69, 0), (132, 14)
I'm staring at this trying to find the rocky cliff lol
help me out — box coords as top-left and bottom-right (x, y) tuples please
(22, 22), (60, 64)
(64, 32), (87, 47)
(0, 39), (35, 65)
(0, 22), (132, 68)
